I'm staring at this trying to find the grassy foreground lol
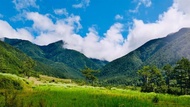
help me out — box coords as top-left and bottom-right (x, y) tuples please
(0, 73), (190, 107)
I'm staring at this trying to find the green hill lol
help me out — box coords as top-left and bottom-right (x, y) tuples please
(4, 38), (101, 79)
(0, 40), (35, 75)
(100, 28), (190, 85)
(3, 38), (79, 78)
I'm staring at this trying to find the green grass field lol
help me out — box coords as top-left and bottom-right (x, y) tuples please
(1, 73), (190, 107)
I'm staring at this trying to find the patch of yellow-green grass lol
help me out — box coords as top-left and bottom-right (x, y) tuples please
(0, 73), (190, 107)
(3, 85), (188, 107)
(0, 73), (31, 90)
(38, 75), (72, 83)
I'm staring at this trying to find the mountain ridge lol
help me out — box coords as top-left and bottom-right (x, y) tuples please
(99, 28), (190, 85)
(3, 38), (103, 79)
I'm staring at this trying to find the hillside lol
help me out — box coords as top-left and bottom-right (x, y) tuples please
(0, 40), (35, 75)
(100, 28), (190, 85)
(4, 38), (102, 79)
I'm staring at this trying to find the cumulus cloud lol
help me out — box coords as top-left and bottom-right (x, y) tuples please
(174, 0), (190, 14)
(25, 12), (83, 45)
(75, 23), (126, 61)
(13, 0), (39, 11)
(54, 8), (68, 16)
(72, 0), (90, 9)
(0, 20), (34, 41)
(127, 0), (190, 52)
(26, 12), (55, 32)
(115, 14), (123, 20)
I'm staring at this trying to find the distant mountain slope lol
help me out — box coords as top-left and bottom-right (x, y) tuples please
(90, 58), (109, 67)
(4, 38), (101, 79)
(100, 28), (190, 85)
(40, 40), (101, 70)
(0, 40), (34, 75)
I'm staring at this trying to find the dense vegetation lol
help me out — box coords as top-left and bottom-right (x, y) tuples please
(100, 28), (190, 85)
(81, 67), (99, 85)
(138, 57), (190, 95)
(0, 40), (37, 77)
(4, 38), (103, 79)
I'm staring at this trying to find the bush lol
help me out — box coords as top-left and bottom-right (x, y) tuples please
(154, 86), (167, 93)
(167, 87), (181, 95)
(152, 96), (159, 103)
(0, 75), (23, 90)
(141, 85), (154, 92)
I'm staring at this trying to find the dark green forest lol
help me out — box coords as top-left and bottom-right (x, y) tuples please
(138, 57), (190, 95)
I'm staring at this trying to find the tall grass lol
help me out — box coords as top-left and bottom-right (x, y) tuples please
(0, 73), (190, 107)
(1, 85), (188, 107)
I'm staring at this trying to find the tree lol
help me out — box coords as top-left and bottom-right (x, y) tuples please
(163, 64), (173, 92)
(174, 57), (190, 94)
(81, 67), (99, 85)
(138, 66), (151, 86)
(138, 65), (163, 92)
(22, 58), (35, 78)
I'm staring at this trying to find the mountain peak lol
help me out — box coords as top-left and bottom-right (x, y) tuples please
(47, 40), (64, 47)
(41, 40), (66, 50)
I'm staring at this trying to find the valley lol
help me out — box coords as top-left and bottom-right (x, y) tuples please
(1, 0), (190, 106)
(1, 28), (190, 106)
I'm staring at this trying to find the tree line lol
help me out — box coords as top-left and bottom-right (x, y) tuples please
(138, 57), (190, 95)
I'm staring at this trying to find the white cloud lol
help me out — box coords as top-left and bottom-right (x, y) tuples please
(13, 0), (39, 11)
(76, 23), (126, 61)
(140, 0), (152, 7)
(174, 0), (190, 14)
(54, 8), (68, 16)
(26, 12), (55, 32)
(126, 0), (190, 52)
(129, 0), (152, 13)
(129, 2), (141, 13)
(25, 12), (83, 46)
(0, 20), (34, 41)
(115, 14), (123, 20)
(72, 0), (90, 9)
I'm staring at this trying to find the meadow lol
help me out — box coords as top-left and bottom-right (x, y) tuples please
(0, 73), (190, 107)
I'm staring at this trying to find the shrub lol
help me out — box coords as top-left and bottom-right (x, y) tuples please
(167, 87), (181, 95)
(0, 75), (23, 90)
(141, 85), (154, 92)
(154, 86), (167, 93)
(152, 96), (159, 103)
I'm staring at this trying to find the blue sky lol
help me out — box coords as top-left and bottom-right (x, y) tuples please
(0, 0), (190, 61)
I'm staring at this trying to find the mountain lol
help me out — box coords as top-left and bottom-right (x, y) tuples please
(40, 40), (101, 70)
(0, 40), (35, 75)
(4, 38), (101, 79)
(99, 28), (190, 85)
(90, 58), (109, 67)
